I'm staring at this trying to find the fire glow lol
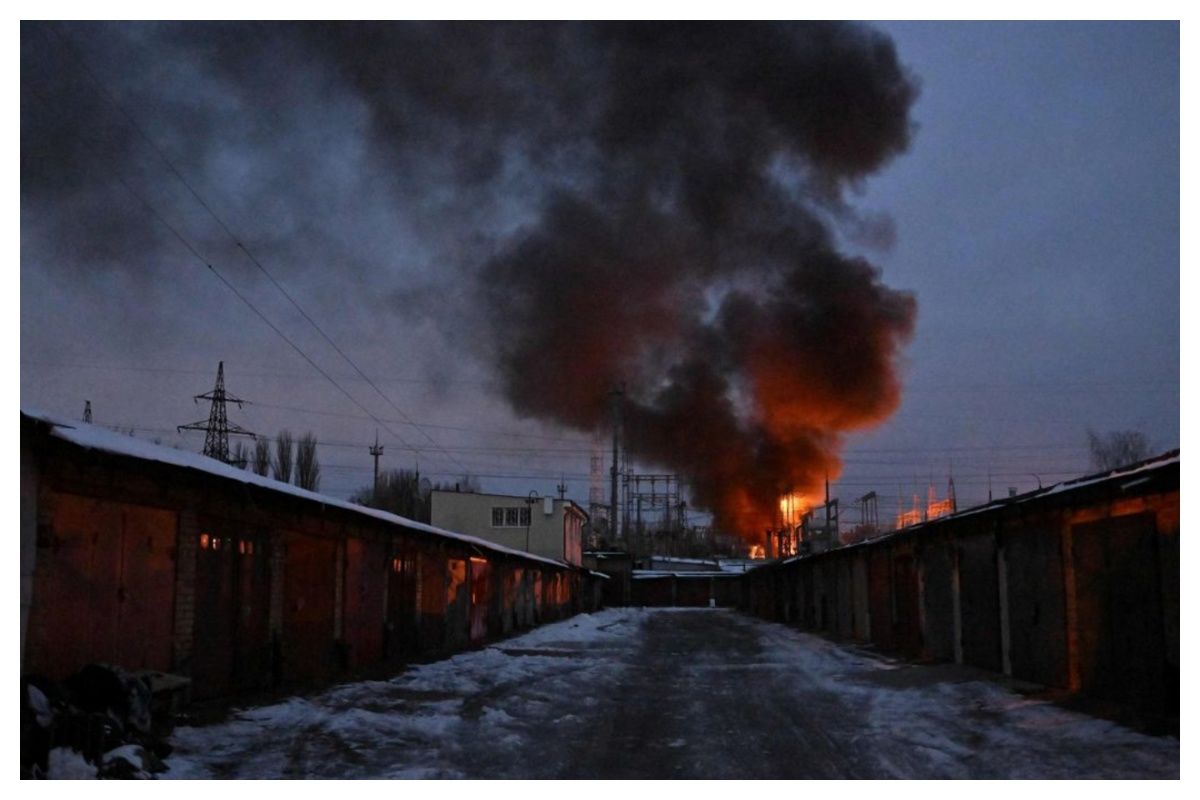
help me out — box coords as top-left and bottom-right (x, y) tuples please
(477, 24), (920, 545)
(778, 492), (811, 529)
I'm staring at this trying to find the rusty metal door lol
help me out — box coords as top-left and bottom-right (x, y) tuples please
(283, 533), (338, 687)
(892, 549), (922, 658)
(114, 506), (177, 672)
(957, 530), (1002, 671)
(232, 530), (271, 692)
(1003, 527), (1067, 687)
(344, 537), (387, 668)
(192, 527), (235, 698)
(417, 548), (446, 654)
(867, 550), (894, 651)
(386, 540), (419, 660)
(1072, 513), (1167, 713)
(444, 558), (469, 650)
(468, 557), (491, 643)
(28, 495), (175, 680)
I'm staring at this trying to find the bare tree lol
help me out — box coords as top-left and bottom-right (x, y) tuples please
(295, 432), (321, 491)
(252, 438), (271, 476)
(350, 469), (463, 524)
(230, 440), (250, 469)
(273, 430), (294, 483)
(351, 468), (427, 520)
(1087, 428), (1152, 471)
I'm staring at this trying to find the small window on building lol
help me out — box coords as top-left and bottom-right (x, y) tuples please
(519, 506), (531, 526)
(505, 507), (521, 526)
(492, 507), (505, 527)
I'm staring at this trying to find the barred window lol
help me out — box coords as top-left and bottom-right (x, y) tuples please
(491, 505), (532, 527)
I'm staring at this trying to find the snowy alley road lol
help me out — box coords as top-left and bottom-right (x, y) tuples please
(164, 608), (1179, 779)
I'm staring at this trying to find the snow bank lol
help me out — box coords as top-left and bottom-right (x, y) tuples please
(164, 609), (647, 779)
(46, 748), (96, 780)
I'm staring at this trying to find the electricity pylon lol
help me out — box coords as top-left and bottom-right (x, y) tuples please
(178, 361), (255, 463)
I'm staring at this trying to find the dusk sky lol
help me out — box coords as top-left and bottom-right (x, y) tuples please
(20, 21), (1179, 528)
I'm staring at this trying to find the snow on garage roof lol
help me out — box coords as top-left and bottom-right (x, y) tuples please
(22, 408), (573, 572)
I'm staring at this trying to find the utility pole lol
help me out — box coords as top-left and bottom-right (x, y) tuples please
(609, 385), (623, 543)
(82, 400), (92, 424)
(525, 490), (539, 554)
(369, 430), (384, 502)
(177, 361), (255, 464)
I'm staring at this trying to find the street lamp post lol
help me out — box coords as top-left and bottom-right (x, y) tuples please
(525, 490), (539, 554)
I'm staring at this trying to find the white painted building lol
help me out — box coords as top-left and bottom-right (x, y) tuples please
(431, 490), (587, 566)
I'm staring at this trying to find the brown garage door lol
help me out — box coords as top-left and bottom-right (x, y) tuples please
(283, 533), (338, 687)
(344, 537), (387, 669)
(1072, 513), (1169, 714)
(192, 524), (271, 698)
(27, 494), (176, 680)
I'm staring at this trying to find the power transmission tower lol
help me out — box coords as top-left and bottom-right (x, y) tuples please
(177, 361), (255, 464)
(82, 400), (92, 423)
(369, 431), (384, 502)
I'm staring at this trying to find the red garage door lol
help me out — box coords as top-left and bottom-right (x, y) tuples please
(344, 537), (386, 669)
(28, 494), (176, 680)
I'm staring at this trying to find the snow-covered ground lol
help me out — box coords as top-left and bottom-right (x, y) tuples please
(162, 608), (1178, 779)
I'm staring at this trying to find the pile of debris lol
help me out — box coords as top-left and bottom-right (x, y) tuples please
(21, 663), (190, 779)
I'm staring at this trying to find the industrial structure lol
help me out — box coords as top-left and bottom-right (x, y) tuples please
(176, 361), (256, 465)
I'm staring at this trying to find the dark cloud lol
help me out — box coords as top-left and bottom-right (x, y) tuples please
(21, 21), (919, 539)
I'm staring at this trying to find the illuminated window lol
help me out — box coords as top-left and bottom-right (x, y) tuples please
(199, 533), (210, 549)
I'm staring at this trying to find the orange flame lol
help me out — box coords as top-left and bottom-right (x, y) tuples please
(778, 491), (811, 528)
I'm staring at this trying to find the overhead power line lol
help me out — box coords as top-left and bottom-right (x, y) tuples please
(41, 22), (471, 475)
(22, 85), (454, 475)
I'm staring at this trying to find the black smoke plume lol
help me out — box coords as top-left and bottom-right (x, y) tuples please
(21, 22), (919, 539)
